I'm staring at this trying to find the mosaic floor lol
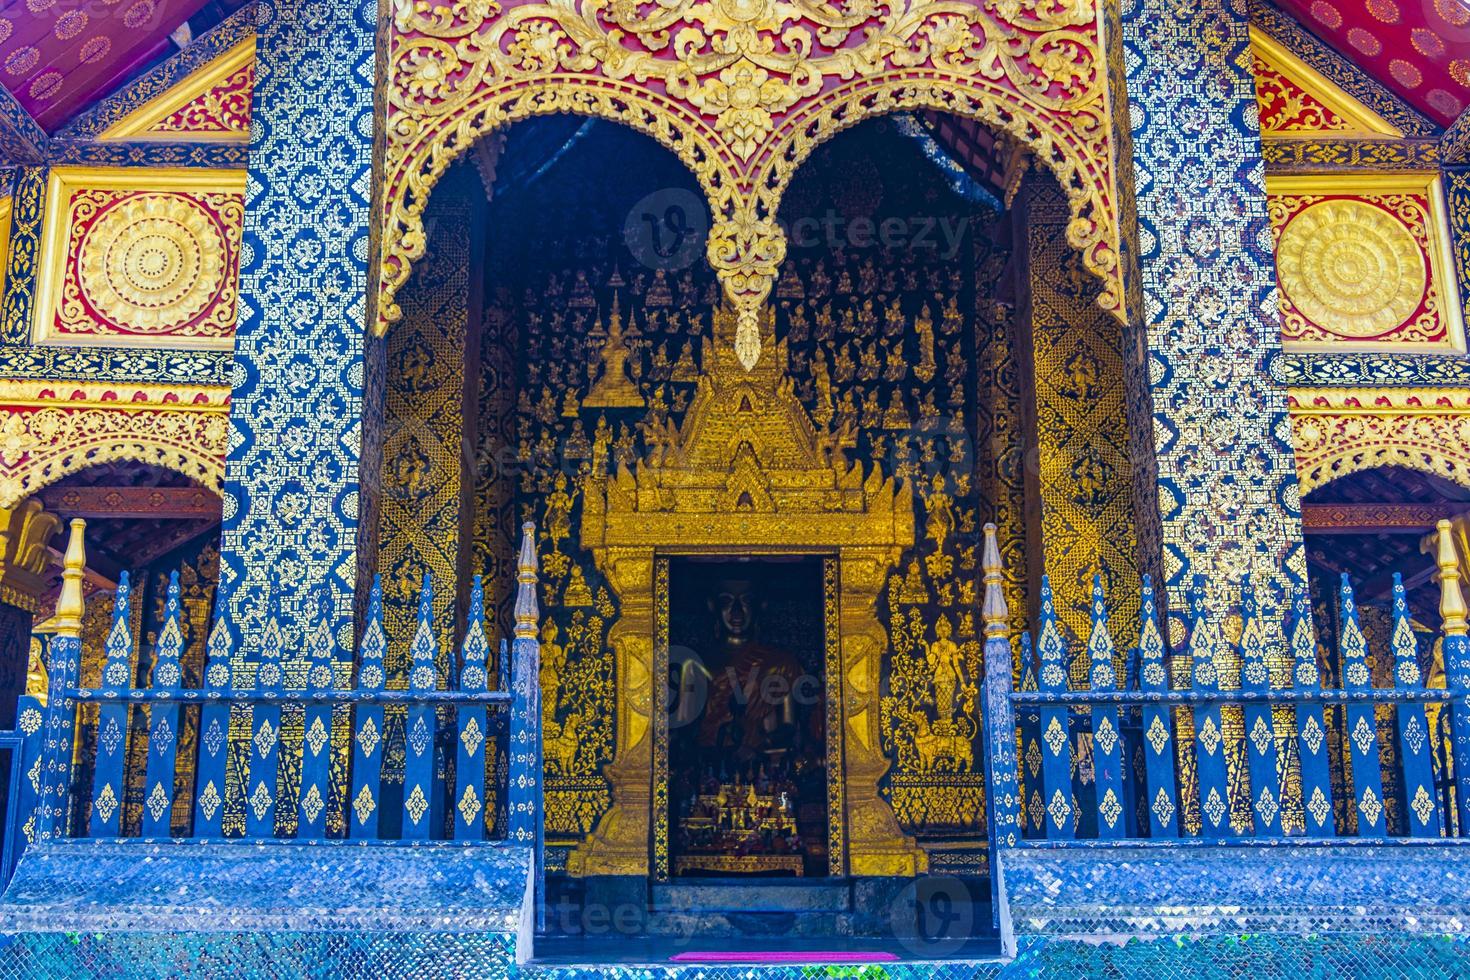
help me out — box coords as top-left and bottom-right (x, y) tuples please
(2, 931), (1469, 978)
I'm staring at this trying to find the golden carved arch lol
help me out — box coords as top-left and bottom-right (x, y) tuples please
(1289, 388), (1470, 496)
(0, 382), (230, 509)
(379, 0), (1124, 369)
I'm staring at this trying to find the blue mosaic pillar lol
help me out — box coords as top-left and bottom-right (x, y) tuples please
(217, 0), (379, 661)
(1445, 168), (1470, 315)
(1119, 0), (1306, 657)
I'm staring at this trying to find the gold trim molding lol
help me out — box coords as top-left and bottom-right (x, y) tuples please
(99, 38), (256, 143)
(379, 0), (1125, 369)
(0, 381), (231, 509)
(1249, 26), (1401, 139)
(1289, 387), (1470, 495)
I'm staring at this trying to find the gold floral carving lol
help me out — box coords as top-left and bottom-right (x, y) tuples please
(1289, 387), (1470, 495)
(571, 306), (924, 876)
(74, 193), (232, 335)
(1266, 175), (1464, 352)
(380, 0), (1122, 368)
(99, 38), (256, 142)
(1247, 27), (1400, 139)
(1276, 199), (1426, 337)
(0, 381), (230, 508)
(33, 169), (245, 350)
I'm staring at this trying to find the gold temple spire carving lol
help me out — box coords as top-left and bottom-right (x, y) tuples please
(582, 293), (646, 409)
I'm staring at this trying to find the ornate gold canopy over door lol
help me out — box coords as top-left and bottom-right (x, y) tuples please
(566, 310), (925, 878)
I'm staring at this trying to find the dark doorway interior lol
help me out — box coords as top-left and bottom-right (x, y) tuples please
(667, 556), (829, 877)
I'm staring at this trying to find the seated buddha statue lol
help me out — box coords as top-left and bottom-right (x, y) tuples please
(675, 576), (809, 765)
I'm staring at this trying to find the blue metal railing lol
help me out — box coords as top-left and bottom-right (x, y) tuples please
(13, 521), (542, 857)
(982, 518), (1470, 846)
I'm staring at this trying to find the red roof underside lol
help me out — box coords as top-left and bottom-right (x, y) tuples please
(1275, 0), (1470, 127)
(0, 0), (209, 132)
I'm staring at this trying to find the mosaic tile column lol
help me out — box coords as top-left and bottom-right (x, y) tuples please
(1446, 167), (1470, 308)
(217, 0), (379, 661)
(1119, 0), (1306, 658)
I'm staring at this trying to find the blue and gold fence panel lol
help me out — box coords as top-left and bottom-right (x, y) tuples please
(1338, 574), (1386, 837)
(1187, 578), (1232, 837)
(350, 577), (389, 838)
(1290, 585), (1335, 837)
(454, 576), (491, 840)
(297, 621), (337, 838)
(245, 616), (287, 838)
(1136, 577), (1178, 837)
(1, 695), (45, 886)
(980, 524), (1021, 851)
(89, 570), (134, 838)
(38, 521), (86, 840)
(1391, 573), (1440, 837)
(1436, 520), (1470, 836)
(141, 572), (185, 837)
(1237, 587), (1282, 837)
(194, 615), (233, 838)
(992, 518), (1470, 851)
(1035, 575), (1074, 840)
(402, 576), (440, 840)
(4, 521), (542, 860)
(1086, 575), (1125, 838)
(1016, 631), (1042, 837)
(507, 523), (542, 850)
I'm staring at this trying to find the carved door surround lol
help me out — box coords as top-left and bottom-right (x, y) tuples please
(566, 311), (926, 877)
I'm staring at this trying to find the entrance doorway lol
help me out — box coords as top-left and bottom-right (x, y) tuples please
(662, 557), (830, 878)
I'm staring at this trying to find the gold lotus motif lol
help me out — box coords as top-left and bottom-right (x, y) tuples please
(76, 193), (227, 334)
(1275, 199), (1427, 338)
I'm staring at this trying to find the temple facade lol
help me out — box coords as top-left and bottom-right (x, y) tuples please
(1, 0), (1470, 974)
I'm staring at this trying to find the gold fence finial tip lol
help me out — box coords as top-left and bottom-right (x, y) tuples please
(981, 522), (1008, 637)
(514, 521), (539, 639)
(55, 518), (86, 638)
(1437, 518), (1468, 638)
(518, 521), (538, 576)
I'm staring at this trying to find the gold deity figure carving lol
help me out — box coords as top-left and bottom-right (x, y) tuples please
(925, 614), (969, 730)
(544, 473), (574, 551)
(812, 350), (835, 427)
(583, 293), (646, 409)
(914, 304), (937, 382)
(540, 619), (567, 727)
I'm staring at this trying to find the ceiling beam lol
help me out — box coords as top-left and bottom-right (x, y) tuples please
(1301, 502), (1463, 535)
(38, 486), (222, 521)
(0, 87), (48, 165)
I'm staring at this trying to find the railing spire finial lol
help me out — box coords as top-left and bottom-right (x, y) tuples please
(981, 523), (1007, 638)
(515, 521), (539, 640)
(1437, 519), (1468, 638)
(54, 518), (86, 638)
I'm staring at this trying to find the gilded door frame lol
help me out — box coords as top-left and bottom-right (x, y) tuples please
(650, 553), (846, 881)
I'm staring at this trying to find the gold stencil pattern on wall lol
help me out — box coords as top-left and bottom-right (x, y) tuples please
(1023, 179), (1140, 673)
(378, 184), (477, 680)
